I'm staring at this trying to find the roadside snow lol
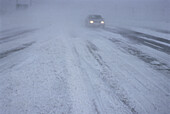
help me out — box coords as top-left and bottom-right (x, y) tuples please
(0, 26), (72, 114)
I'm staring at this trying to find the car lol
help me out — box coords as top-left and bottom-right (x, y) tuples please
(85, 15), (105, 28)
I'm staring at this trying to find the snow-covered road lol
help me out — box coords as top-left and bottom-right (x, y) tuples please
(0, 24), (170, 114)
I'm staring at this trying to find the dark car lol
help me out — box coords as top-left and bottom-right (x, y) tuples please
(85, 15), (105, 28)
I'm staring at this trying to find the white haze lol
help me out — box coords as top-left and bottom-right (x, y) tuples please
(0, 0), (170, 30)
(0, 0), (170, 114)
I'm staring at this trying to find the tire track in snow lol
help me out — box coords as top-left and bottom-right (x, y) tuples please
(0, 41), (35, 59)
(73, 46), (111, 114)
(109, 38), (170, 79)
(89, 34), (170, 113)
(96, 29), (170, 78)
(73, 47), (103, 114)
(104, 27), (170, 55)
(86, 40), (138, 114)
(0, 29), (37, 44)
(62, 35), (100, 114)
(73, 41), (133, 114)
(96, 33), (170, 96)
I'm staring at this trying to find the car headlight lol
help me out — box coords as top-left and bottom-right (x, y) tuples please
(90, 21), (94, 24)
(101, 21), (104, 24)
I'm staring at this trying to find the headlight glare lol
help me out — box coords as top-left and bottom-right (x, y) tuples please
(90, 21), (94, 23)
(101, 21), (104, 24)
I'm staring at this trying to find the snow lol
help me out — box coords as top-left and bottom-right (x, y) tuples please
(120, 26), (170, 41)
(0, 0), (170, 114)
(0, 26), (72, 114)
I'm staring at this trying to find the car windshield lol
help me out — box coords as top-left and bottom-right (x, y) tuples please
(90, 15), (102, 19)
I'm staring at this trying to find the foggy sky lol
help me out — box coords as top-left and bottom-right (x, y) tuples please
(1, 0), (170, 22)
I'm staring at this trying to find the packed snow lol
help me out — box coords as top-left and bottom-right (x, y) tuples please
(0, 0), (170, 114)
